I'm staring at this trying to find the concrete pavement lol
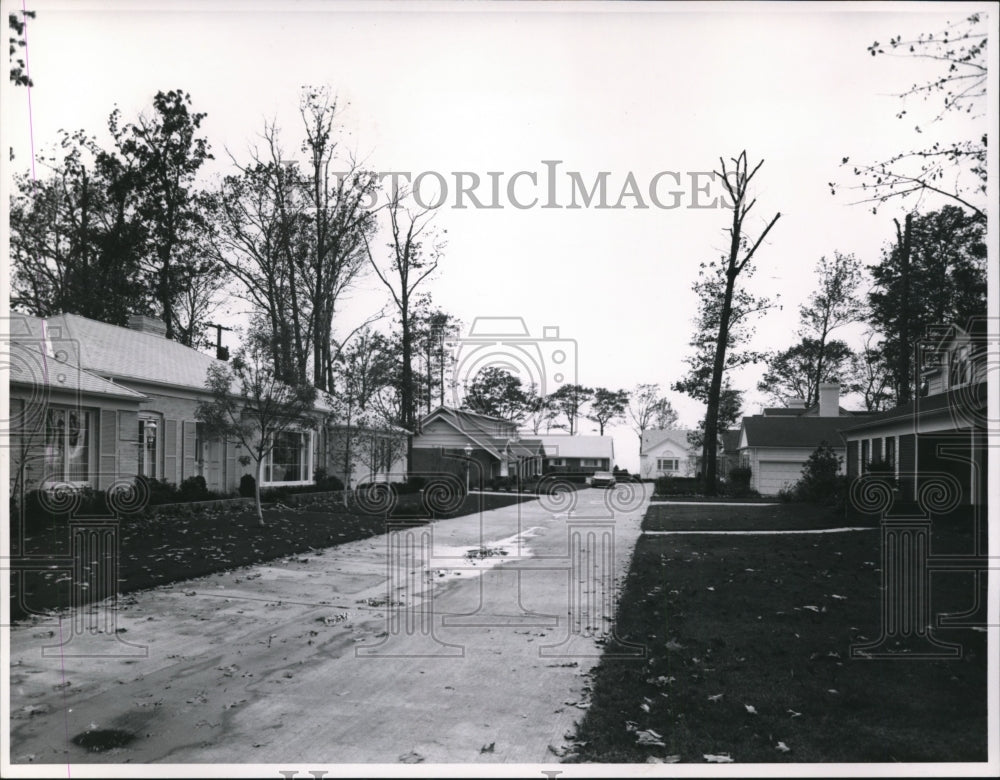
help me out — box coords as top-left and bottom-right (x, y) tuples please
(7, 485), (651, 768)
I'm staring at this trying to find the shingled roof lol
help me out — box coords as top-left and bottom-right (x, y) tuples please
(9, 342), (147, 400)
(740, 416), (848, 449)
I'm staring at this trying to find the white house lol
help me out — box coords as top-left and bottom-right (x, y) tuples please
(738, 383), (868, 495)
(639, 429), (697, 479)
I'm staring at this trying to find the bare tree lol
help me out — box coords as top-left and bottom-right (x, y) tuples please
(627, 383), (678, 444)
(684, 152), (780, 495)
(364, 186), (444, 469)
(196, 335), (317, 526)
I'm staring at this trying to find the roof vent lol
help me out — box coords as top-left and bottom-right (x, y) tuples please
(127, 315), (167, 337)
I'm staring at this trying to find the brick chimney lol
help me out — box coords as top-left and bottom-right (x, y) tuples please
(818, 382), (840, 417)
(127, 314), (167, 337)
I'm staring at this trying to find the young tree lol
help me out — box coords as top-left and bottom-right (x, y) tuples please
(328, 327), (398, 495)
(462, 367), (530, 422)
(850, 331), (895, 412)
(196, 335), (318, 526)
(109, 90), (216, 342)
(411, 304), (462, 414)
(586, 388), (630, 436)
(365, 185), (444, 467)
(680, 152), (779, 494)
(548, 384), (593, 435)
(627, 383), (678, 444)
(868, 205), (986, 403)
(798, 252), (864, 405)
(834, 14), (987, 219)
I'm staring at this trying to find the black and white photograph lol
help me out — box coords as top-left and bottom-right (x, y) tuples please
(2, 1), (997, 776)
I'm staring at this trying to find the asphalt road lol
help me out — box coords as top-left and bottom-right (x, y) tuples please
(8, 485), (650, 768)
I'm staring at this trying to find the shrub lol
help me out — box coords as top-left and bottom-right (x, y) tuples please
(239, 473), (257, 498)
(726, 466), (755, 497)
(177, 475), (209, 502)
(136, 476), (179, 506)
(791, 442), (846, 506)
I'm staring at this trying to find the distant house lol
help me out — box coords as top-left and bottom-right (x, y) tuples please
(738, 383), (871, 495)
(639, 429), (697, 479)
(6, 312), (400, 500)
(410, 406), (544, 485)
(534, 434), (615, 476)
(840, 321), (988, 507)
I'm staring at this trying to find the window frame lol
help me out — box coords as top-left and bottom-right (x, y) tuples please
(261, 429), (314, 487)
(43, 406), (93, 487)
(657, 457), (680, 472)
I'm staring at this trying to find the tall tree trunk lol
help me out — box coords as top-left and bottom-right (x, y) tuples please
(254, 457), (265, 527)
(703, 268), (737, 496)
(895, 214), (913, 404)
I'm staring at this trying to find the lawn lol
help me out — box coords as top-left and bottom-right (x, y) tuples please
(570, 501), (989, 764)
(9, 491), (534, 622)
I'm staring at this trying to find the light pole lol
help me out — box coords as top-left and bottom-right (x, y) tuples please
(463, 444), (473, 493)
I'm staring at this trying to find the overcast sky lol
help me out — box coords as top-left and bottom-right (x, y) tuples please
(3, 0), (995, 471)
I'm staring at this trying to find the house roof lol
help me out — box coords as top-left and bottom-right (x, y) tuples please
(11, 312), (332, 412)
(8, 341), (147, 401)
(838, 380), (988, 435)
(43, 313), (223, 391)
(535, 434), (615, 459)
(641, 428), (692, 454)
(721, 429), (741, 453)
(740, 415), (849, 449)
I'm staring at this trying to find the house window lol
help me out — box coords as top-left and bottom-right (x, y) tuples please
(657, 458), (679, 472)
(138, 416), (159, 479)
(264, 430), (312, 485)
(44, 408), (91, 484)
(549, 458), (567, 467)
(581, 458), (602, 467)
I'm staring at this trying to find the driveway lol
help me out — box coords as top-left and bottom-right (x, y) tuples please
(8, 485), (650, 767)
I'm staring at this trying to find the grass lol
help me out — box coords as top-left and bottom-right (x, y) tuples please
(9, 491), (533, 622)
(642, 501), (877, 532)
(570, 501), (988, 763)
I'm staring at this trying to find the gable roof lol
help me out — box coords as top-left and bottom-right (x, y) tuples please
(641, 428), (693, 455)
(8, 341), (147, 401)
(740, 416), (849, 449)
(44, 313), (221, 391)
(12, 312), (332, 412)
(535, 434), (614, 459)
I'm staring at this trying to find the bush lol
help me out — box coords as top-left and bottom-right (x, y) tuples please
(239, 473), (257, 498)
(726, 466), (756, 497)
(790, 442), (846, 506)
(177, 475), (209, 502)
(654, 476), (702, 496)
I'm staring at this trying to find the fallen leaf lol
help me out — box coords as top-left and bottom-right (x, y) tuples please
(480, 742), (495, 753)
(776, 741), (791, 753)
(707, 693), (724, 702)
(704, 753), (734, 763)
(647, 755), (682, 763)
(744, 704), (757, 715)
(788, 709), (802, 717)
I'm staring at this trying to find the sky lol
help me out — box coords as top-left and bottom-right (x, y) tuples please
(2, 0), (996, 473)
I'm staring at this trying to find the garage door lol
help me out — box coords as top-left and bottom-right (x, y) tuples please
(757, 461), (804, 495)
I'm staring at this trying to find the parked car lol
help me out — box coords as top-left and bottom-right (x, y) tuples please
(590, 471), (617, 488)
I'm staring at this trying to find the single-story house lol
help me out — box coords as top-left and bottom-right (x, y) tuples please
(840, 320), (988, 508)
(738, 382), (871, 495)
(639, 429), (697, 479)
(410, 406), (544, 485)
(6, 312), (402, 500)
(534, 434), (615, 476)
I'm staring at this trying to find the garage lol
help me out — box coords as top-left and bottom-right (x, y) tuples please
(757, 460), (805, 495)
